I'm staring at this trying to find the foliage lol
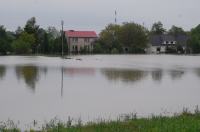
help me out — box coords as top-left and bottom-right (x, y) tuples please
(93, 42), (104, 53)
(12, 32), (35, 54)
(42, 109), (200, 132)
(0, 26), (14, 54)
(168, 25), (186, 36)
(187, 24), (200, 54)
(118, 22), (148, 53)
(99, 24), (121, 53)
(24, 17), (39, 34)
(151, 21), (166, 35)
(98, 22), (148, 54)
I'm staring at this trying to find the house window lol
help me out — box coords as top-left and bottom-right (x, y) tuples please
(84, 38), (89, 43)
(72, 38), (78, 43)
(173, 41), (176, 44)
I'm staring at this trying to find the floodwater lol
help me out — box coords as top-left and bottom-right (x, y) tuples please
(0, 55), (200, 129)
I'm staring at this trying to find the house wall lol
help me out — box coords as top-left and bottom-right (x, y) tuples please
(148, 45), (166, 54)
(67, 37), (97, 53)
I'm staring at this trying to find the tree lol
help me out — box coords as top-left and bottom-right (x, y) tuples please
(168, 25), (186, 36)
(151, 21), (166, 35)
(47, 26), (60, 39)
(15, 26), (23, 38)
(48, 32), (67, 55)
(0, 26), (13, 54)
(118, 22), (148, 53)
(24, 17), (40, 53)
(93, 42), (103, 54)
(42, 32), (49, 54)
(24, 17), (39, 34)
(12, 32), (36, 54)
(99, 24), (121, 53)
(187, 24), (200, 54)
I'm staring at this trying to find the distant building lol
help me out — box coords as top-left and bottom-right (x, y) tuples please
(65, 30), (98, 53)
(147, 34), (189, 54)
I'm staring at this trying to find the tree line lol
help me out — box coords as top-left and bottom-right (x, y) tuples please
(0, 17), (67, 55)
(1, 17), (200, 55)
(94, 21), (200, 54)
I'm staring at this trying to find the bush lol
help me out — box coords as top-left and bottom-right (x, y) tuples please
(93, 43), (103, 53)
(111, 48), (119, 54)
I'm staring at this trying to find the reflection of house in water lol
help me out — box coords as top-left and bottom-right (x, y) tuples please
(0, 65), (6, 80)
(101, 69), (148, 83)
(64, 68), (96, 76)
(15, 66), (39, 91)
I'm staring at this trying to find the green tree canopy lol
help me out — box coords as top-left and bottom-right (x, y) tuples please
(168, 25), (186, 36)
(12, 32), (36, 54)
(24, 17), (40, 53)
(187, 24), (200, 53)
(151, 21), (166, 35)
(99, 24), (121, 53)
(118, 22), (148, 53)
(0, 26), (13, 54)
(24, 17), (39, 34)
(98, 22), (148, 54)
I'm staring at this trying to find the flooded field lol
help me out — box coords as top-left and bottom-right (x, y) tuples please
(0, 55), (200, 129)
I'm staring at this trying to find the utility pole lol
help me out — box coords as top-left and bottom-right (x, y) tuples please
(61, 20), (64, 57)
(115, 10), (117, 24)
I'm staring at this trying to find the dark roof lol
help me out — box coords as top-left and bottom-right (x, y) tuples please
(162, 35), (175, 41)
(176, 35), (189, 45)
(150, 34), (188, 46)
(150, 35), (163, 46)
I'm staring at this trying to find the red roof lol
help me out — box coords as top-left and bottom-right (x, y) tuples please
(65, 30), (98, 38)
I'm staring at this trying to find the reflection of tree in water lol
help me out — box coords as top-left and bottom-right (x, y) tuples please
(0, 65), (6, 79)
(101, 69), (147, 83)
(169, 70), (184, 80)
(195, 68), (200, 77)
(15, 66), (39, 91)
(151, 69), (163, 82)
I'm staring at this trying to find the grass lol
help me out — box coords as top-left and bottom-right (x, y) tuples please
(1, 108), (200, 132)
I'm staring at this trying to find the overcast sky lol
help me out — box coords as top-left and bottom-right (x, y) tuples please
(0, 0), (199, 33)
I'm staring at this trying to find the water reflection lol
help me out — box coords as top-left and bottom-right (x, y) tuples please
(64, 68), (96, 76)
(194, 68), (200, 78)
(0, 66), (6, 80)
(151, 69), (163, 82)
(15, 66), (39, 91)
(169, 70), (184, 80)
(101, 69), (147, 83)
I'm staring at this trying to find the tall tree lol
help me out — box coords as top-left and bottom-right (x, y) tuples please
(24, 17), (39, 34)
(151, 21), (166, 35)
(24, 17), (39, 53)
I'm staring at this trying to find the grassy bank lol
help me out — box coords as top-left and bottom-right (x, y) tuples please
(1, 109), (200, 132)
